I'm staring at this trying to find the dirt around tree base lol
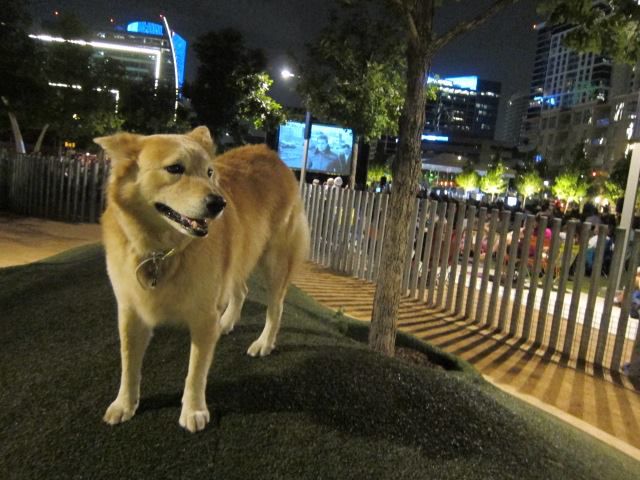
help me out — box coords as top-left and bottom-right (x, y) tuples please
(395, 346), (445, 371)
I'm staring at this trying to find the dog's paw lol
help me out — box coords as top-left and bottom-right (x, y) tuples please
(219, 321), (234, 335)
(179, 406), (210, 433)
(103, 400), (137, 425)
(247, 338), (275, 357)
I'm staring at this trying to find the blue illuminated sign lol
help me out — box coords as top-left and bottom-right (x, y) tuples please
(534, 95), (556, 106)
(127, 21), (164, 36)
(172, 33), (187, 89)
(443, 76), (478, 91)
(421, 134), (449, 142)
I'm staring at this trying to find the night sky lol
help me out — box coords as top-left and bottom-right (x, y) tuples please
(30, 0), (542, 122)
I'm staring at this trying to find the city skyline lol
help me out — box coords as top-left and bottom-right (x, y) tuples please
(30, 1), (542, 114)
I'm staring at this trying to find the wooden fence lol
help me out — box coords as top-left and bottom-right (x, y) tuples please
(303, 183), (640, 373)
(0, 150), (110, 223)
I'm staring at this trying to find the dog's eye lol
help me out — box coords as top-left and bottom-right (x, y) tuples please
(165, 164), (185, 175)
(207, 168), (214, 178)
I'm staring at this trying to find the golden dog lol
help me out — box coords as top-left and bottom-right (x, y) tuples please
(95, 127), (309, 432)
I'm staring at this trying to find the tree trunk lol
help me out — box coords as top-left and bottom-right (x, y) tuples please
(368, 42), (429, 356)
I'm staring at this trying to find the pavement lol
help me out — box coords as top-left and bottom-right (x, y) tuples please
(0, 212), (101, 267)
(1, 212), (639, 461)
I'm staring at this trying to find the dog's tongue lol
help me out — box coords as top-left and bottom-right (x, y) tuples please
(183, 216), (208, 236)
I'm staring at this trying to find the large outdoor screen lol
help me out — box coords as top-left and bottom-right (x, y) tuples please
(278, 121), (354, 175)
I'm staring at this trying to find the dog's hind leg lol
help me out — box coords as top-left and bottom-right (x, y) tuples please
(247, 277), (287, 357)
(104, 306), (152, 426)
(247, 234), (300, 357)
(219, 281), (248, 334)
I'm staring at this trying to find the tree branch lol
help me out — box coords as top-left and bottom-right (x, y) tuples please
(389, 0), (420, 49)
(431, 0), (521, 53)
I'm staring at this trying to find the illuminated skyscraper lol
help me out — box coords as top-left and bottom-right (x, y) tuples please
(424, 76), (501, 139)
(31, 17), (187, 94)
(518, 18), (640, 169)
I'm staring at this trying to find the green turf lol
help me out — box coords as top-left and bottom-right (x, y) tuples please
(1, 244), (639, 479)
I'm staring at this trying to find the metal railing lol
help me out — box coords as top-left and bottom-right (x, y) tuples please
(2, 150), (638, 373)
(303, 183), (640, 373)
(1, 150), (110, 223)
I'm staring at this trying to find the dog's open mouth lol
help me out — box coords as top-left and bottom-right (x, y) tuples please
(155, 203), (208, 237)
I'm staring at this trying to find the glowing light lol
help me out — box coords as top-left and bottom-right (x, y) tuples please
(281, 69), (295, 79)
(161, 16), (180, 118)
(421, 134), (449, 142)
(127, 21), (163, 37)
(30, 34), (162, 82)
(48, 82), (81, 90)
(444, 76), (478, 91)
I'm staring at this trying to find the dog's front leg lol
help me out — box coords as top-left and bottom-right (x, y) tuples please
(179, 320), (221, 433)
(104, 307), (152, 425)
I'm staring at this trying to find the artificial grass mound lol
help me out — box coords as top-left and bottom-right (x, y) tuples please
(0, 244), (638, 479)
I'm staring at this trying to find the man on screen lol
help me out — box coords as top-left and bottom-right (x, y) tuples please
(308, 134), (339, 172)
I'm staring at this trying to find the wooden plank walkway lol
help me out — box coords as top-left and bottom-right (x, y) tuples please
(294, 262), (640, 457)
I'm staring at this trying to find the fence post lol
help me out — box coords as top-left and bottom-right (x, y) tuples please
(533, 217), (562, 345)
(427, 202), (448, 308)
(611, 230), (640, 371)
(475, 209), (498, 325)
(331, 188), (348, 271)
(311, 186), (324, 262)
(454, 205), (476, 317)
(418, 200), (438, 304)
(353, 191), (370, 278)
(465, 207), (487, 319)
(561, 221), (591, 359)
(346, 190), (363, 275)
(522, 215), (549, 341)
(436, 202), (457, 309)
(498, 212), (524, 333)
(366, 193), (382, 281)
(358, 192), (375, 279)
(321, 187), (336, 266)
(548, 220), (578, 352)
(577, 224), (608, 364)
(594, 227), (627, 367)
(488, 210), (511, 329)
(446, 202), (467, 313)
(402, 198), (420, 294)
(409, 199), (429, 299)
(339, 189), (356, 272)
(373, 194), (389, 279)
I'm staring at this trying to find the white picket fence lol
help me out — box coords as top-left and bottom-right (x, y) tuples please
(302, 183), (640, 373)
(0, 150), (110, 223)
(2, 149), (638, 373)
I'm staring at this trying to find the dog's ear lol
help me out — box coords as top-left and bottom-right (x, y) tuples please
(94, 133), (143, 162)
(187, 126), (216, 156)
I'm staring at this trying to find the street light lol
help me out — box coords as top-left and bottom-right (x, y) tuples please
(280, 68), (311, 193)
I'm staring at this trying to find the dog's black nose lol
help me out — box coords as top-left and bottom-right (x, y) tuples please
(205, 194), (226, 217)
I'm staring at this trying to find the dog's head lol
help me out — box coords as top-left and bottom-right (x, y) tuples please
(95, 127), (226, 238)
